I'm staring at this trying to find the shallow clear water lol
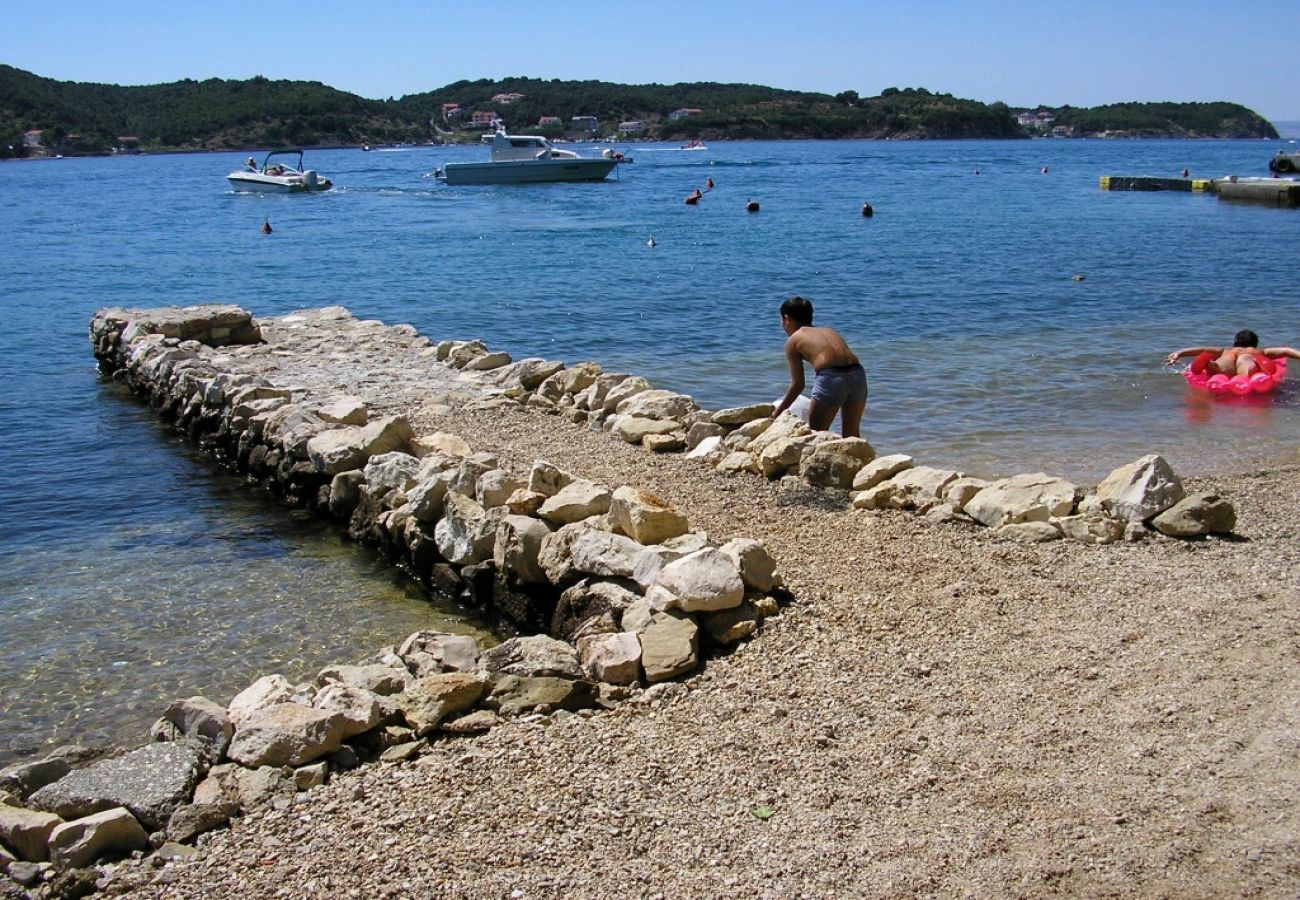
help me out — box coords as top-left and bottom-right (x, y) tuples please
(1, 139), (1297, 763)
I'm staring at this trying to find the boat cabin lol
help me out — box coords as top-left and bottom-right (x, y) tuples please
(489, 131), (579, 163)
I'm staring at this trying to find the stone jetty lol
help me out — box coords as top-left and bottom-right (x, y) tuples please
(0, 302), (1250, 893)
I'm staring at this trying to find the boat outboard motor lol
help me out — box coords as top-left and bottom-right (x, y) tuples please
(303, 170), (319, 187)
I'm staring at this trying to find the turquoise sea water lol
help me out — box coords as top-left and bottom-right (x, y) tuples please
(1, 139), (1297, 763)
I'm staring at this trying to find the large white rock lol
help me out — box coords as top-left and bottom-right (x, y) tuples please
(965, 473), (1080, 527)
(227, 674), (295, 726)
(0, 804), (61, 862)
(1055, 514), (1126, 545)
(227, 703), (346, 768)
(686, 435), (724, 459)
(476, 468), (524, 509)
(306, 416), (413, 475)
(311, 683), (382, 739)
(577, 632), (642, 685)
(611, 416), (682, 444)
(570, 529), (646, 578)
(434, 493), (495, 565)
(397, 632), (482, 675)
(1094, 454), (1186, 523)
(757, 436), (810, 478)
(363, 451), (421, 500)
(407, 475), (450, 522)
(600, 376), (653, 412)
(801, 437), (877, 488)
(749, 413), (811, 455)
(942, 476), (990, 512)
(717, 451), (760, 475)
(317, 396), (368, 426)
(711, 403), (774, 426)
(494, 514), (553, 584)
(477, 635), (582, 678)
(653, 548), (745, 612)
(852, 454), (914, 491)
(316, 664), (411, 696)
(537, 363), (601, 401)
(616, 389), (697, 421)
(48, 808), (148, 869)
(609, 486), (689, 544)
(1151, 493), (1236, 537)
(412, 431), (471, 459)
(537, 479), (612, 524)
(638, 614), (700, 682)
(463, 350), (511, 371)
(718, 538), (780, 592)
(397, 673), (489, 737)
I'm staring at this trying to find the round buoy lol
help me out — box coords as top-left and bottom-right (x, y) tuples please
(685, 189), (702, 205)
(705, 176), (715, 189)
(1071, 274), (1086, 282)
(861, 202), (874, 217)
(746, 200), (760, 212)
(1041, 166), (1049, 174)
(647, 236), (656, 248)
(261, 218), (272, 235)
(1181, 168), (1189, 178)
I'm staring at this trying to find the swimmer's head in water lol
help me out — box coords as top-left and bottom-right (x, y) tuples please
(1234, 329), (1259, 348)
(780, 296), (814, 327)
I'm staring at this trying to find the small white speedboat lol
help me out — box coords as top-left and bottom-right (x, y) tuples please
(1269, 150), (1300, 174)
(436, 131), (619, 185)
(227, 149), (332, 193)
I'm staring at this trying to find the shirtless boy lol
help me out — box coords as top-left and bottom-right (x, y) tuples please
(1165, 330), (1300, 376)
(770, 296), (867, 438)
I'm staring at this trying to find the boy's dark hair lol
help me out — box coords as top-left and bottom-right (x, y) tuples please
(780, 296), (814, 326)
(1233, 329), (1259, 348)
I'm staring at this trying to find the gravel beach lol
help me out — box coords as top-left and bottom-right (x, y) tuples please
(105, 381), (1300, 899)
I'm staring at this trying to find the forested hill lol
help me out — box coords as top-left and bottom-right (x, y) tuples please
(0, 65), (1278, 157)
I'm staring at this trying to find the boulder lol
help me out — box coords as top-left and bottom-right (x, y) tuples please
(653, 548), (745, 612)
(28, 742), (204, 831)
(553, 578), (641, 642)
(230, 765), (294, 810)
(362, 451), (421, 501)
(1055, 514), (1126, 545)
(717, 451), (760, 475)
(394, 673), (488, 737)
(538, 521), (594, 587)
(48, 808), (148, 869)
(397, 632), (482, 675)
(328, 470), (367, 519)
(477, 635), (582, 679)
(527, 460), (573, 497)
(942, 476), (990, 512)
(600, 376), (652, 412)
(537, 364), (601, 401)
(165, 795), (237, 844)
(1151, 493), (1237, 537)
(800, 438), (877, 488)
(312, 683), (382, 739)
(493, 514), (553, 584)
(883, 466), (961, 511)
(996, 521), (1062, 543)
(570, 529), (646, 578)
(537, 479), (612, 524)
(488, 676), (599, 716)
(155, 696), (233, 757)
(317, 396), (368, 426)
(412, 431), (471, 459)
(463, 351), (511, 371)
(711, 403), (774, 426)
(1095, 454), (1186, 522)
(446, 340), (488, 368)
(616, 389), (696, 421)
(226, 703), (346, 768)
(407, 475), (450, 523)
(643, 433), (686, 453)
(757, 437), (807, 478)
(0, 804), (62, 861)
(638, 614), (700, 682)
(611, 416), (682, 444)
(965, 473), (1080, 527)
(718, 538), (780, 592)
(609, 486), (689, 545)
(316, 664), (411, 696)
(504, 488), (547, 516)
(686, 422), (726, 449)
(489, 358), (565, 391)
(851, 453), (914, 491)
(703, 602), (759, 645)
(0, 758), (71, 802)
(306, 415), (413, 476)
(476, 469), (524, 509)
(577, 632), (643, 685)
(227, 674), (295, 726)
(686, 435), (725, 460)
(434, 493), (495, 565)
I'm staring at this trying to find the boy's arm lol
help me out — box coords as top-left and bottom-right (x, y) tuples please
(1165, 346), (1218, 365)
(770, 340), (806, 418)
(1262, 346), (1300, 360)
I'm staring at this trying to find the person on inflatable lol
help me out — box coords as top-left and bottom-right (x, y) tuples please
(770, 296), (867, 438)
(1165, 330), (1300, 377)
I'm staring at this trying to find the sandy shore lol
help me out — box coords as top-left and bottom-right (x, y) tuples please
(98, 384), (1300, 899)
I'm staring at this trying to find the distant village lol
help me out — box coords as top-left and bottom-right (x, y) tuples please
(437, 91), (703, 141)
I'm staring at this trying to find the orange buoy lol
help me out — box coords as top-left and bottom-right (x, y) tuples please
(685, 188), (702, 205)
(746, 199), (760, 212)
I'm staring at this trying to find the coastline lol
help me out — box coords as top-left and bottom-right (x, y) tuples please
(10, 305), (1296, 896)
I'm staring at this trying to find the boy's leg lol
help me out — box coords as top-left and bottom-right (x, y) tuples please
(839, 396), (866, 439)
(807, 399), (838, 432)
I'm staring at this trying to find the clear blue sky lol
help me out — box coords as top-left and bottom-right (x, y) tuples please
(3, 0), (1295, 122)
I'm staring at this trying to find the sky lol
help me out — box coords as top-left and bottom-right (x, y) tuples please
(2, 0), (1295, 123)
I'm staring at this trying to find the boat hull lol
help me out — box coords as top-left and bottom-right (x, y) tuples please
(441, 158), (618, 185)
(226, 173), (329, 193)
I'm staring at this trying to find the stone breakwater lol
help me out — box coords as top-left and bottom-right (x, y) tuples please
(0, 304), (793, 890)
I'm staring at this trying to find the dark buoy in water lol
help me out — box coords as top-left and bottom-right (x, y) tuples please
(685, 188), (702, 205)
(705, 176), (715, 190)
(260, 218), (272, 235)
(1041, 165), (1049, 174)
(746, 199), (760, 212)
(861, 202), (874, 217)
(1071, 274), (1086, 282)
(1180, 167), (1189, 178)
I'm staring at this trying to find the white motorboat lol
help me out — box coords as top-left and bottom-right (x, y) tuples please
(227, 149), (333, 193)
(436, 131), (620, 185)
(1268, 149), (1300, 174)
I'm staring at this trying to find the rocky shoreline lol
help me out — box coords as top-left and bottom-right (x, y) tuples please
(1, 304), (1296, 897)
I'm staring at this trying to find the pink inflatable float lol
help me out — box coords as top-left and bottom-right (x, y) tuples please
(1184, 356), (1287, 395)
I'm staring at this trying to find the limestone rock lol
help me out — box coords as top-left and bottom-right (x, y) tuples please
(538, 521), (593, 587)
(1151, 493), (1237, 537)
(942, 476), (990, 512)
(553, 578), (641, 642)
(757, 437), (807, 478)
(397, 632), (481, 675)
(328, 470), (367, 519)
(490, 358), (565, 391)
(611, 416), (681, 444)
(600, 376), (652, 412)
(434, 493), (495, 565)
(538, 479), (612, 524)
(494, 514), (553, 584)
(230, 765), (294, 810)
(407, 475), (450, 523)
(654, 548), (745, 612)
(1095, 454), (1186, 522)
(851, 453), (914, 491)
(538, 364), (601, 401)
(0, 804), (62, 862)
(155, 696), (233, 757)
(718, 538), (780, 592)
(28, 743), (203, 831)
(616, 389), (696, 421)
(686, 435), (724, 460)
(489, 676), (599, 716)
(686, 422), (726, 449)
(226, 703), (346, 768)
(306, 415), (413, 475)
(610, 486), (689, 545)
(570, 529), (646, 578)
(317, 396), (368, 426)
(165, 798), (236, 844)
(395, 673), (488, 737)
(412, 431), (471, 459)
(639, 613), (700, 682)
(312, 683), (382, 739)
(703, 602), (759, 645)
(48, 808), (148, 869)
(227, 674), (295, 726)
(477, 635), (581, 679)
(996, 521), (1062, 542)
(463, 350), (511, 371)
(717, 450), (760, 475)
(476, 469), (524, 509)
(965, 473), (1080, 527)
(504, 488), (546, 516)
(0, 758), (71, 802)
(711, 403), (774, 426)
(1055, 514), (1126, 545)
(643, 433), (686, 453)
(362, 451), (421, 501)
(577, 632), (643, 685)
(316, 663), (411, 696)
(801, 437), (877, 488)
(527, 460), (573, 497)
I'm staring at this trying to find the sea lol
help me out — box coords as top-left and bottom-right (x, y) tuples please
(1, 137), (1297, 765)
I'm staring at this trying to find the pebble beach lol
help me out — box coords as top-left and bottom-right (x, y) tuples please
(93, 343), (1300, 898)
